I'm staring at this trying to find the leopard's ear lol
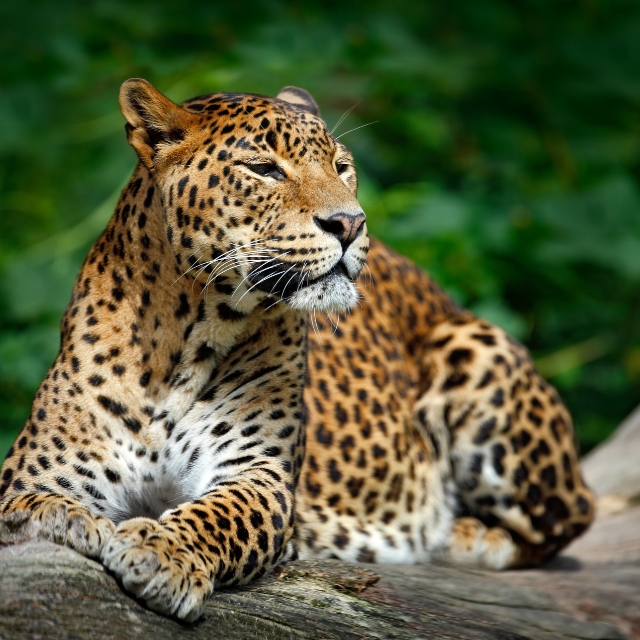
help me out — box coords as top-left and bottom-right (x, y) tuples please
(276, 86), (320, 117)
(119, 78), (195, 169)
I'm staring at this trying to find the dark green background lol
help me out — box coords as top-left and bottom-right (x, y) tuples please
(1, 0), (639, 458)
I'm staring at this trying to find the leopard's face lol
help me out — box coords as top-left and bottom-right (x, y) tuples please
(120, 80), (369, 314)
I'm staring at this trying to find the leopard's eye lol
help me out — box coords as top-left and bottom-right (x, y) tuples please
(246, 163), (286, 180)
(336, 163), (350, 175)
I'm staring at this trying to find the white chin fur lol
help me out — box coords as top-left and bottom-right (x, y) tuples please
(287, 272), (359, 314)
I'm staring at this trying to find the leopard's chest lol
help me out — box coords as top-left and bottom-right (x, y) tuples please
(97, 403), (234, 523)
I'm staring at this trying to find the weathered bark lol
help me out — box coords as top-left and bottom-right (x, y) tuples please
(1, 506), (638, 639)
(2, 407), (640, 640)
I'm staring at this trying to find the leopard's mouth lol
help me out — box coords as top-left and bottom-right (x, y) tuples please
(305, 261), (351, 286)
(248, 258), (353, 302)
(282, 260), (360, 314)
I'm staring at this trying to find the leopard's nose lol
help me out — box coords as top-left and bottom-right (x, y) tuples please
(314, 212), (366, 248)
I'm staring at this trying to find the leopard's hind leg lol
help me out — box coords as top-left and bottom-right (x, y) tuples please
(415, 315), (595, 569)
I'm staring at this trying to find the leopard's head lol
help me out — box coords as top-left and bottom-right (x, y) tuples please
(120, 79), (368, 315)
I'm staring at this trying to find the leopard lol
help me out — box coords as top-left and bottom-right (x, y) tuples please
(0, 78), (594, 621)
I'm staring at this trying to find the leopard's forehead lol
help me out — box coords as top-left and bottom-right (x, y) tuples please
(180, 92), (336, 163)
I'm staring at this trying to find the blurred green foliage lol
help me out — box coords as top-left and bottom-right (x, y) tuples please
(1, 0), (639, 458)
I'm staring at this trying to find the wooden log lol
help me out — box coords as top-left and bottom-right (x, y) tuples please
(3, 404), (640, 640)
(582, 404), (640, 500)
(1, 506), (638, 640)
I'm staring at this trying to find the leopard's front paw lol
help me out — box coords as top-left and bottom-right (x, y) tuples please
(24, 495), (114, 559)
(101, 518), (213, 621)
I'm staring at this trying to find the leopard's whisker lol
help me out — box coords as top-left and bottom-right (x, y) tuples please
(294, 260), (309, 294)
(263, 265), (309, 312)
(326, 311), (341, 335)
(362, 262), (375, 288)
(262, 296), (283, 312)
(203, 257), (276, 298)
(210, 241), (269, 265)
(207, 255), (267, 281)
(330, 101), (361, 135)
(281, 266), (303, 298)
(233, 260), (292, 306)
(268, 263), (297, 296)
(173, 250), (208, 285)
(334, 120), (379, 140)
(304, 309), (320, 344)
(311, 309), (323, 344)
(178, 247), (269, 288)
(232, 251), (291, 300)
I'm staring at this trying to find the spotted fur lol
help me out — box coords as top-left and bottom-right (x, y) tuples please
(296, 249), (593, 569)
(0, 79), (594, 620)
